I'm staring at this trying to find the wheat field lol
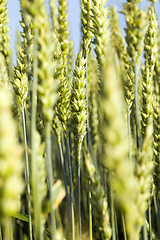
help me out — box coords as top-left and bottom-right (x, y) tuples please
(0, 0), (160, 239)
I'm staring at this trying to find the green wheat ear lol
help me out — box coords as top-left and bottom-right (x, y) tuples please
(87, 50), (99, 153)
(71, 50), (87, 238)
(85, 152), (112, 240)
(121, 0), (148, 61)
(81, 0), (94, 54)
(0, 84), (24, 232)
(91, 0), (110, 69)
(100, 56), (141, 240)
(50, 0), (59, 34)
(11, 31), (28, 111)
(136, 124), (153, 231)
(31, 3), (59, 123)
(141, 4), (157, 140)
(110, 6), (135, 114)
(0, 0), (11, 67)
(57, 0), (70, 68)
(71, 50), (87, 160)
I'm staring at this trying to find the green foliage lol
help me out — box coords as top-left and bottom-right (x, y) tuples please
(1, 1), (160, 240)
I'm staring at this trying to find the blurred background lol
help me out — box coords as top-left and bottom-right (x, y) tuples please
(7, 0), (160, 62)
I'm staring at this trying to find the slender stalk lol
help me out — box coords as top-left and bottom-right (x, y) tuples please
(0, 227), (2, 240)
(148, 201), (152, 240)
(110, 173), (116, 240)
(58, 140), (71, 224)
(4, 218), (13, 240)
(114, 210), (119, 240)
(77, 159), (81, 240)
(143, 220), (148, 240)
(46, 122), (56, 240)
(31, 30), (41, 240)
(66, 136), (75, 240)
(122, 213), (127, 240)
(22, 107), (33, 240)
(23, 9), (32, 108)
(153, 191), (160, 238)
(88, 187), (92, 240)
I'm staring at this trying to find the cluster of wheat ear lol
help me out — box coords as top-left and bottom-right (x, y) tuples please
(1, 0), (160, 240)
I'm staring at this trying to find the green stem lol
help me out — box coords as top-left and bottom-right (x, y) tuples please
(148, 200), (152, 240)
(110, 172), (116, 240)
(22, 108), (33, 240)
(46, 122), (56, 240)
(122, 213), (127, 240)
(66, 136), (75, 240)
(0, 227), (2, 240)
(4, 217), (13, 240)
(77, 143), (82, 240)
(88, 186), (92, 240)
(143, 220), (148, 240)
(153, 191), (160, 238)
(58, 140), (71, 225)
(31, 30), (41, 240)
(77, 160), (81, 240)
(114, 211), (119, 240)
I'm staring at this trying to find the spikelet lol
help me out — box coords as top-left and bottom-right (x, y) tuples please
(141, 4), (157, 140)
(81, 0), (94, 54)
(0, 85), (24, 223)
(87, 50), (99, 152)
(55, 54), (71, 135)
(85, 152), (112, 239)
(0, 52), (9, 86)
(0, 0), (10, 66)
(153, 24), (160, 197)
(52, 0), (72, 136)
(154, 27), (160, 83)
(11, 32), (28, 111)
(110, 7), (135, 114)
(121, 0), (148, 60)
(57, 0), (70, 67)
(50, 0), (59, 34)
(100, 57), (140, 240)
(23, 0), (59, 123)
(153, 94), (160, 197)
(71, 50), (87, 161)
(91, 0), (110, 69)
(67, 40), (74, 87)
(110, 7), (127, 63)
(136, 124), (153, 230)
